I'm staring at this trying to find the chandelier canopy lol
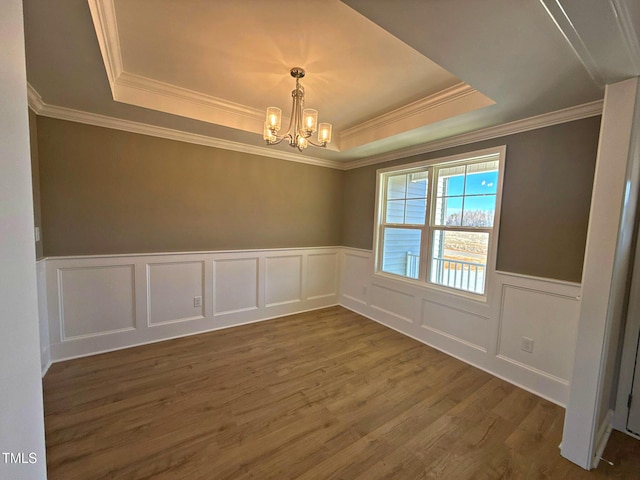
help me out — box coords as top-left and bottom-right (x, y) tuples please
(264, 68), (332, 151)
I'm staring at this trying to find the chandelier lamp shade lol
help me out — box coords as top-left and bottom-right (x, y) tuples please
(264, 67), (332, 151)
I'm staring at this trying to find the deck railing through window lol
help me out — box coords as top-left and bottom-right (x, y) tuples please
(405, 252), (420, 279)
(431, 256), (486, 294)
(403, 253), (486, 294)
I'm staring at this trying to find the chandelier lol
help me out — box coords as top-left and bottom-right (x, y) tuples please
(264, 67), (332, 151)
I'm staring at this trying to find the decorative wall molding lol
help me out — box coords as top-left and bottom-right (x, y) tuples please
(43, 247), (340, 361)
(339, 249), (583, 406)
(57, 264), (137, 340)
(26, 84), (341, 170)
(88, 0), (274, 140)
(87, 0), (122, 87)
(146, 261), (205, 327)
(27, 82), (603, 172)
(343, 100), (604, 170)
(113, 70), (267, 137)
(338, 83), (494, 151)
(37, 246), (585, 406)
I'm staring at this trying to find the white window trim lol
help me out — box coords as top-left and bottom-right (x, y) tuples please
(373, 145), (507, 302)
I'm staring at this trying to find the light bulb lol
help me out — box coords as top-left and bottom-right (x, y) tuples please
(265, 107), (281, 131)
(302, 109), (317, 133)
(318, 123), (332, 144)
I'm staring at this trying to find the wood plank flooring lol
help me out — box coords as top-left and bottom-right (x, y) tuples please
(43, 306), (640, 479)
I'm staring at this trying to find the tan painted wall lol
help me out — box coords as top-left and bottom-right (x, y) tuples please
(36, 115), (599, 283)
(37, 117), (343, 256)
(342, 116), (601, 283)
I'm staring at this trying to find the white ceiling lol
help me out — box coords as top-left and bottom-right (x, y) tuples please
(22, 0), (640, 166)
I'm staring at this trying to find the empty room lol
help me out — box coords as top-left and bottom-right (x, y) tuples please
(3, 0), (640, 479)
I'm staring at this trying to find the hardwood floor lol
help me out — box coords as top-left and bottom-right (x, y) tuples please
(43, 306), (640, 479)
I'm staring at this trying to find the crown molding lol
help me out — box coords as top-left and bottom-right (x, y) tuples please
(117, 72), (264, 120)
(87, 0), (269, 137)
(27, 83), (603, 173)
(27, 83), (45, 112)
(342, 99), (604, 170)
(341, 83), (481, 137)
(87, 0), (123, 86)
(338, 83), (494, 151)
(26, 84), (342, 170)
(112, 71), (267, 136)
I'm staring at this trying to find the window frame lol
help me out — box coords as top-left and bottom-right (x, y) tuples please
(374, 145), (506, 301)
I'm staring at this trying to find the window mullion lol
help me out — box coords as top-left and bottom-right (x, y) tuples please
(422, 166), (435, 283)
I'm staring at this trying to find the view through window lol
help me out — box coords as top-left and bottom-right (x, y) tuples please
(376, 148), (503, 295)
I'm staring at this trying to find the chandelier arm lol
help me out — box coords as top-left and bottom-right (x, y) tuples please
(306, 138), (328, 148)
(266, 136), (287, 146)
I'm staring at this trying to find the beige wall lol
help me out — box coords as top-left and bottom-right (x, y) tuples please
(35, 115), (600, 283)
(37, 117), (343, 256)
(342, 117), (601, 283)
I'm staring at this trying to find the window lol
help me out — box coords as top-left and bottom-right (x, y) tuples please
(375, 147), (504, 296)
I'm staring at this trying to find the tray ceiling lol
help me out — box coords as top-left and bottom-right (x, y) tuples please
(23, 0), (639, 165)
(89, 0), (494, 152)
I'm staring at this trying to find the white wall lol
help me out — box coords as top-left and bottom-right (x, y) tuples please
(562, 77), (640, 469)
(613, 79), (640, 435)
(340, 248), (581, 405)
(0, 1), (48, 478)
(44, 247), (340, 361)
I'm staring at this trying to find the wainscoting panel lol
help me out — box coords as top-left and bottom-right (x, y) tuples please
(41, 246), (580, 405)
(370, 283), (415, 324)
(339, 249), (582, 406)
(58, 264), (136, 339)
(340, 249), (372, 305)
(213, 257), (259, 316)
(147, 261), (205, 326)
(421, 299), (489, 352)
(498, 281), (580, 382)
(306, 252), (338, 300)
(44, 247), (339, 361)
(265, 255), (302, 307)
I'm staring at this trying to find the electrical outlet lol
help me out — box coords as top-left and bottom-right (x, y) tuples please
(521, 337), (534, 353)
(193, 296), (202, 308)
(35, 226), (41, 242)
